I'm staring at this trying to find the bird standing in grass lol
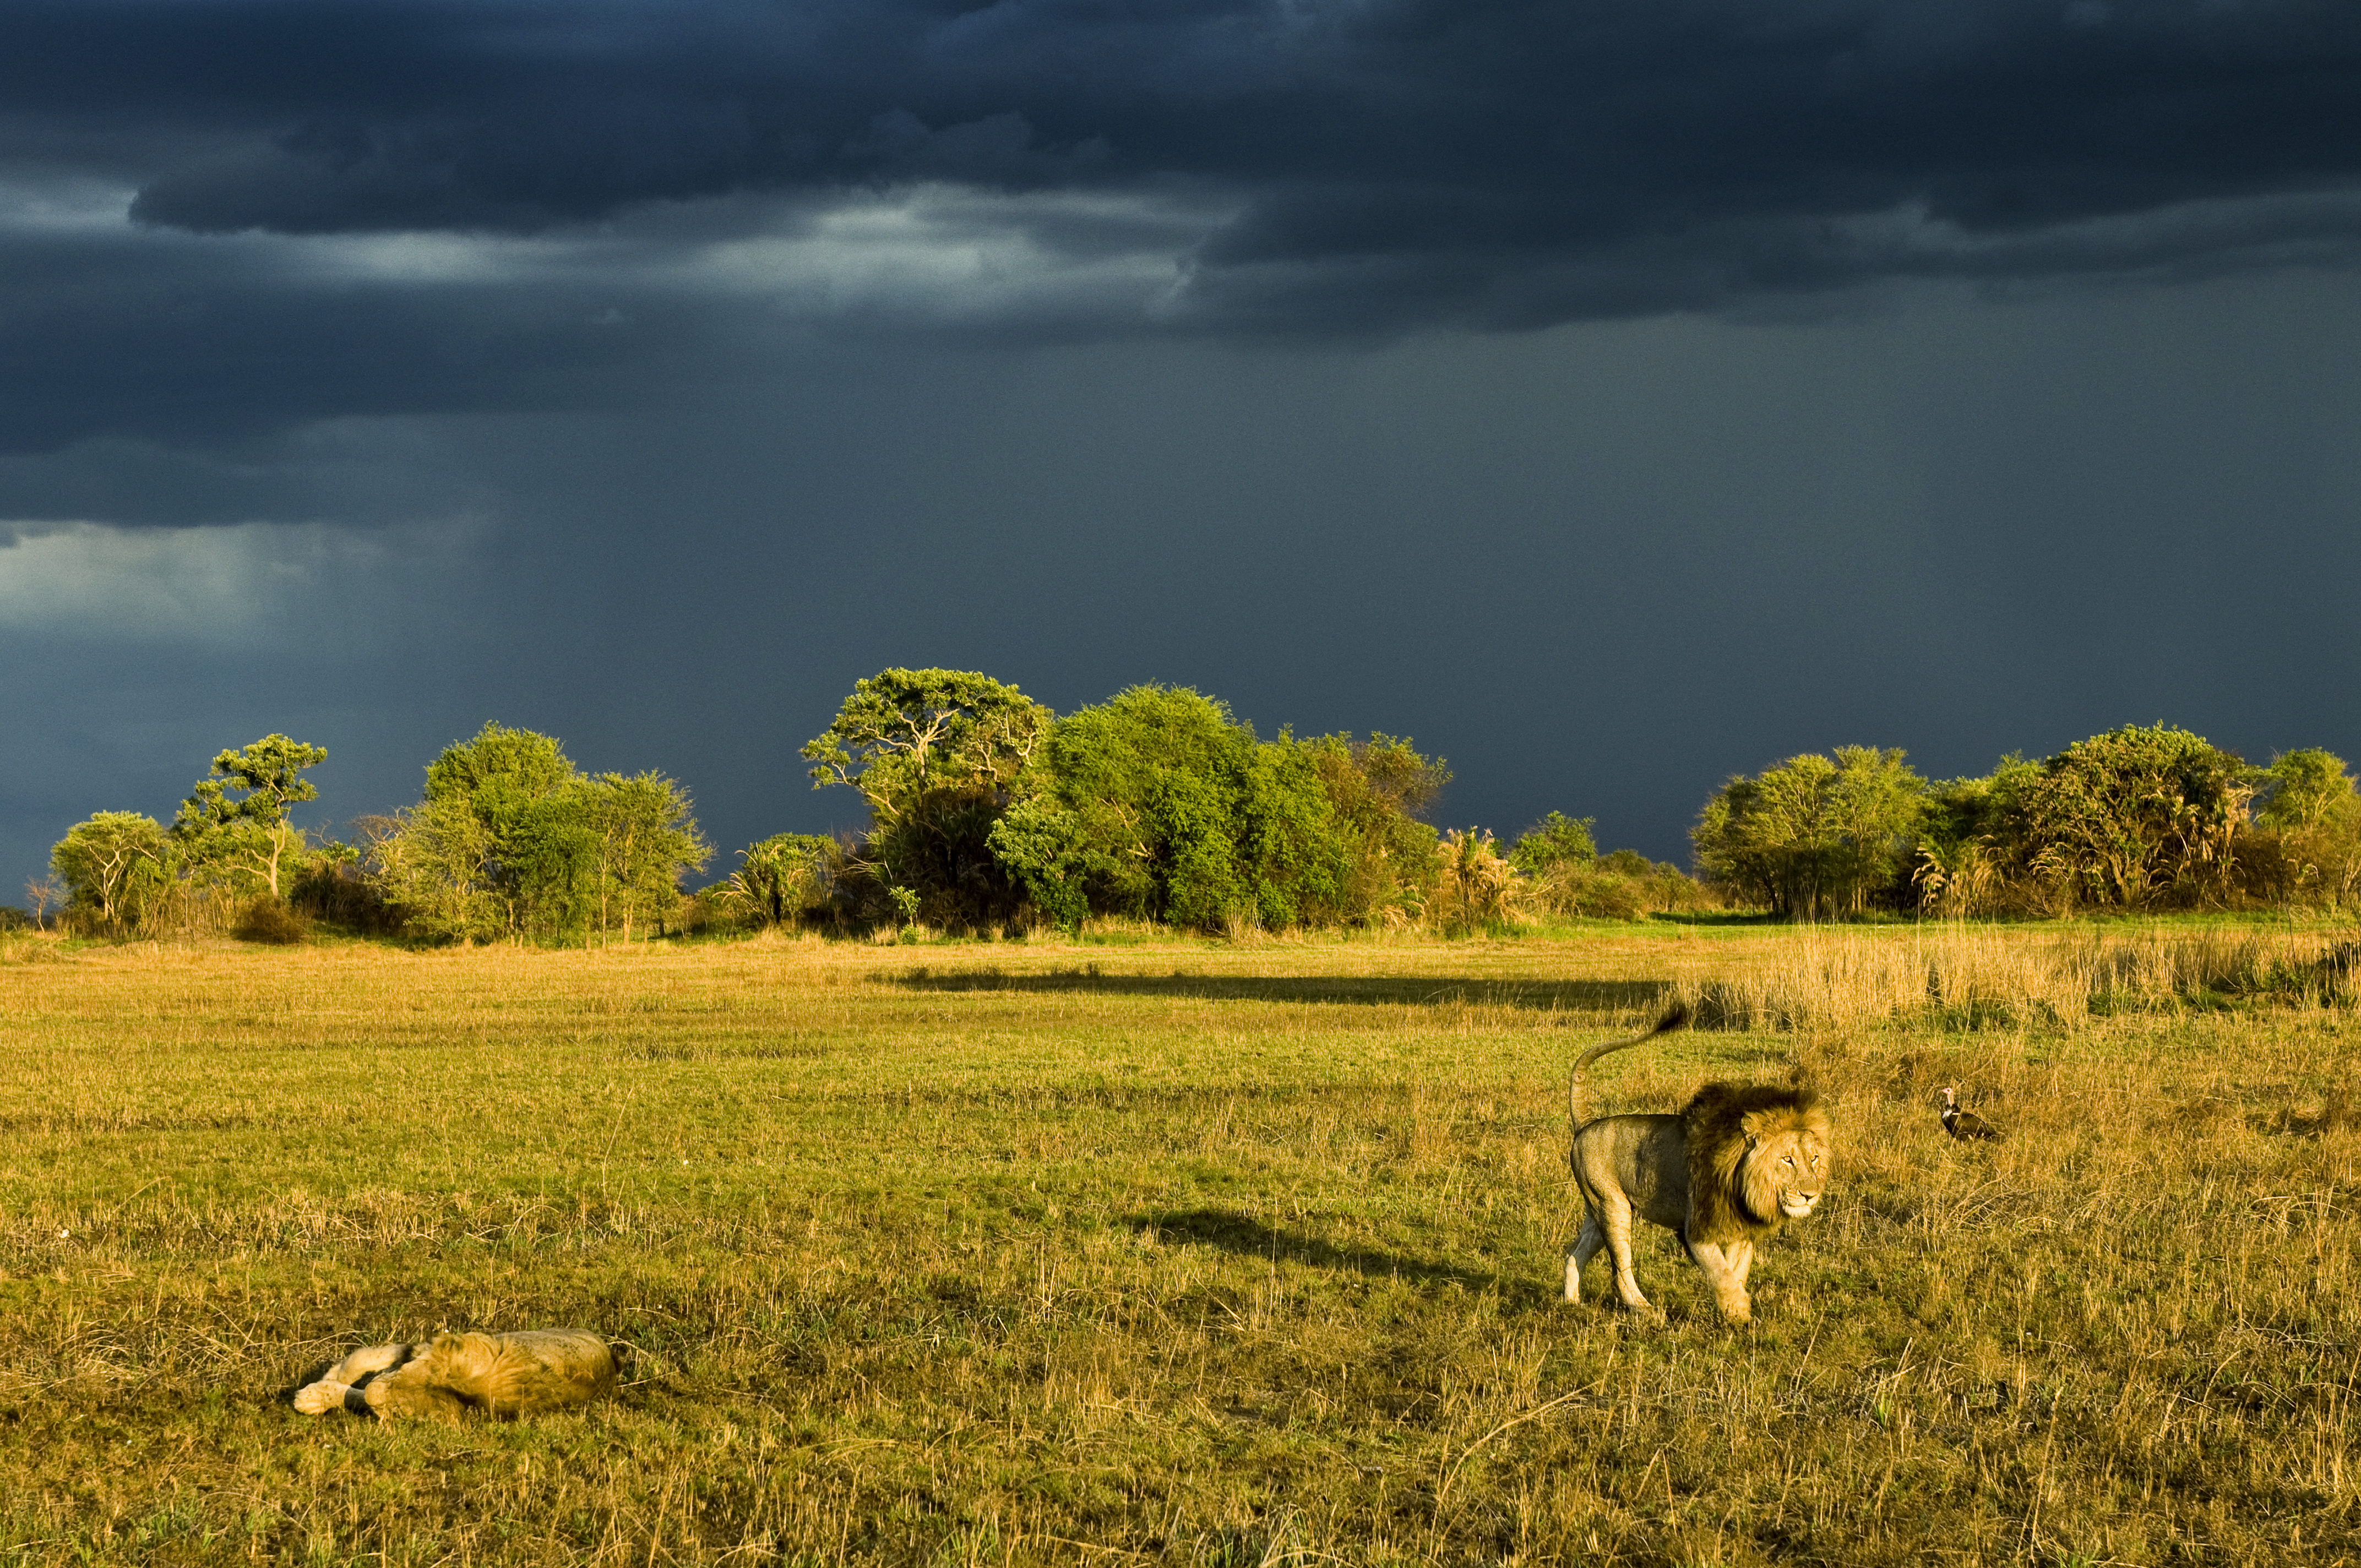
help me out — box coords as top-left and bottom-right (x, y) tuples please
(1938, 1086), (2003, 1142)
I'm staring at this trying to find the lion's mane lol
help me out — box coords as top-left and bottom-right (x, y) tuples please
(1683, 1082), (1833, 1247)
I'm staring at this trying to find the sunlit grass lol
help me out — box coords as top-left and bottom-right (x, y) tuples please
(2, 925), (2357, 1563)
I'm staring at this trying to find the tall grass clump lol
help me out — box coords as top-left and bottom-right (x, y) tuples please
(1673, 924), (2360, 1030)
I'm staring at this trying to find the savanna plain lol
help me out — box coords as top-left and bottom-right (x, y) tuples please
(3, 922), (2358, 1566)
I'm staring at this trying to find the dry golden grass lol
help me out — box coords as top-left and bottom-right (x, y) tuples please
(1, 923), (2358, 1564)
(1666, 922), (2359, 1032)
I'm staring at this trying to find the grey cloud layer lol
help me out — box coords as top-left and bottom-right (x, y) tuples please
(10, 0), (2361, 334)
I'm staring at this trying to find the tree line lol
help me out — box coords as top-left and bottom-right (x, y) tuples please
(39, 725), (706, 945)
(1691, 724), (2361, 918)
(30, 672), (2356, 943)
(741, 670), (1697, 936)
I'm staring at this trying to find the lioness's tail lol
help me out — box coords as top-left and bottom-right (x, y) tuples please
(1569, 1001), (1691, 1132)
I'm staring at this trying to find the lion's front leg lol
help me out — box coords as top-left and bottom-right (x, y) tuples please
(294, 1343), (415, 1416)
(1686, 1238), (1755, 1324)
(292, 1379), (368, 1415)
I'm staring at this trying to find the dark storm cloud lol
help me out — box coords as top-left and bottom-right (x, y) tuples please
(6, 0), (2360, 334)
(0, 200), (775, 455)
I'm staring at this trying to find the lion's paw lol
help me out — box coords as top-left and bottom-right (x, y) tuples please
(293, 1380), (347, 1415)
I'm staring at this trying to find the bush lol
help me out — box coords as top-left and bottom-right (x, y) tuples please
(2239, 749), (2361, 910)
(1508, 811), (1596, 875)
(1429, 829), (1517, 933)
(289, 856), (402, 935)
(232, 895), (308, 945)
(708, 834), (849, 932)
(1521, 848), (1718, 922)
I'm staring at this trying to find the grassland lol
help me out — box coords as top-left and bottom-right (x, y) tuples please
(2, 922), (2358, 1565)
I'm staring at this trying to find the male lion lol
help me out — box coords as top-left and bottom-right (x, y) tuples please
(1564, 1005), (1830, 1324)
(292, 1328), (620, 1422)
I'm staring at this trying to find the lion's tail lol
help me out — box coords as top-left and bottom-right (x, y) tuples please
(1569, 1000), (1692, 1133)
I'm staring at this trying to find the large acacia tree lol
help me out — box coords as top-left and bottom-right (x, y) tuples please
(171, 733), (329, 899)
(803, 668), (1051, 927)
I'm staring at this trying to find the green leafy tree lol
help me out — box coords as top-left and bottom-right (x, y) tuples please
(580, 772), (711, 942)
(2245, 749), (2361, 908)
(1234, 733), (1350, 927)
(418, 723), (580, 940)
(1300, 733), (1448, 925)
(804, 668), (1051, 926)
(1693, 747), (1924, 918)
(503, 793), (602, 941)
(171, 734), (329, 898)
(985, 797), (1094, 934)
(993, 685), (1352, 932)
(1823, 747), (1925, 910)
(993, 689), (1418, 933)
(51, 812), (172, 935)
(368, 724), (706, 944)
(2009, 725), (2256, 910)
(2257, 749), (2357, 835)
(1509, 812), (1597, 875)
(1009, 685), (1247, 927)
(360, 800), (496, 941)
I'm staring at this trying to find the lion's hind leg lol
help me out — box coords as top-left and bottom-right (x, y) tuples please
(1565, 1211), (1606, 1304)
(1593, 1193), (1661, 1320)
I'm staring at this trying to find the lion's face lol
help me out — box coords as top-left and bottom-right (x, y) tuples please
(1743, 1126), (1830, 1223)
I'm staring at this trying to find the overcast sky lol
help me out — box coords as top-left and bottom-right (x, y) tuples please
(6, 0), (2361, 897)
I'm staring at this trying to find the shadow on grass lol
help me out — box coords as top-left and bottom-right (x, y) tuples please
(890, 968), (1673, 1014)
(1128, 1206), (1546, 1302)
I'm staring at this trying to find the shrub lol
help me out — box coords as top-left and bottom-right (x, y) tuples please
(232, 895), (308, 945)
(289, 853), (402, 935)
(1508, 810), (1596, 875)
(2006, 725), (2255, 910)
(714, 834), (845, 930)
(1429, 828), (1518, 933)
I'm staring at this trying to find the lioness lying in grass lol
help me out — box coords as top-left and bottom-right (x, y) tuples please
(293, 1328), (621, 1422)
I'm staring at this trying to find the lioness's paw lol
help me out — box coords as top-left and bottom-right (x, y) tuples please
(292, 1381), (347, 1415)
